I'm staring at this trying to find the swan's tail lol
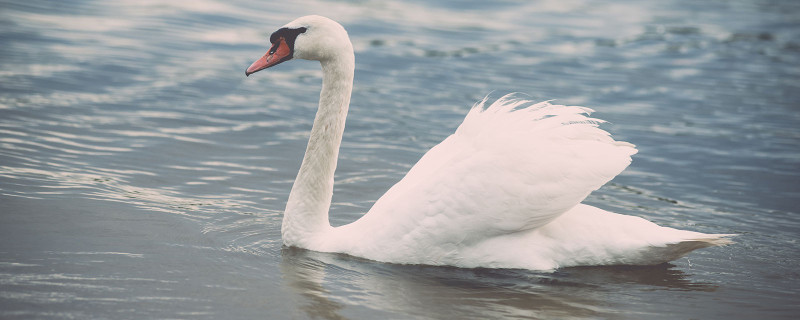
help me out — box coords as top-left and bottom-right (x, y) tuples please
(642, 234), (735, 265)
(687, 234), (736, 247)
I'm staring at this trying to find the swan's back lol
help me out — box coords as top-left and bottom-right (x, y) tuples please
(329, 95), (639, 264)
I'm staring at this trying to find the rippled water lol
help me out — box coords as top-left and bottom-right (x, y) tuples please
(2, 0), (799, 319)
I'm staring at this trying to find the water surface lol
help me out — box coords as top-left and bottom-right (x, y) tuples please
(1, 0), (799, 319)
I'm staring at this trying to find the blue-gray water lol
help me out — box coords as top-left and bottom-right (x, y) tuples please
(1, 0), (799, 319)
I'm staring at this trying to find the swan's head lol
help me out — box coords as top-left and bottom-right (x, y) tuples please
(245, 15), (352, 76)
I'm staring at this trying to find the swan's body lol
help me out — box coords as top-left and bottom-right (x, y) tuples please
(246, 15), (731, 270)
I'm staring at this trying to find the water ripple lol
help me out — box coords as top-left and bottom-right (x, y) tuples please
(2, 0), (799, 318)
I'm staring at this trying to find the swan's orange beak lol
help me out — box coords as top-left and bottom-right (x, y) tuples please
(246, 38), (292, 76)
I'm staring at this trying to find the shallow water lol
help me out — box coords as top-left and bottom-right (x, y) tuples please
(1, 0), (799, 319)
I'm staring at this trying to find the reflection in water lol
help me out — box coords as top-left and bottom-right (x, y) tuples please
(280, 247), (717, 319)
(281, 248), (348, 320)
(561, 264), (718, 292)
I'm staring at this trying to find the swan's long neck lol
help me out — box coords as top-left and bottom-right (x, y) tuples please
(282, 53), (354, 247)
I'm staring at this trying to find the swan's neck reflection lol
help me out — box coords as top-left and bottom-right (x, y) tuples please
(280, 247), (348, 320)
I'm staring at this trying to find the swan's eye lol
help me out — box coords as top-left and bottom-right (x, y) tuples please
(268, 37), (284, 54)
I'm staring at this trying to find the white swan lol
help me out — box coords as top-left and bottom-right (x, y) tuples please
(246, 15), (731, 270)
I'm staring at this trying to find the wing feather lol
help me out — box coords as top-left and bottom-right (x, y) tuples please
(357, 94), (637, 250)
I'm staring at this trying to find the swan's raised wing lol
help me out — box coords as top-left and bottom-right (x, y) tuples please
(350, 95), (637, 256)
